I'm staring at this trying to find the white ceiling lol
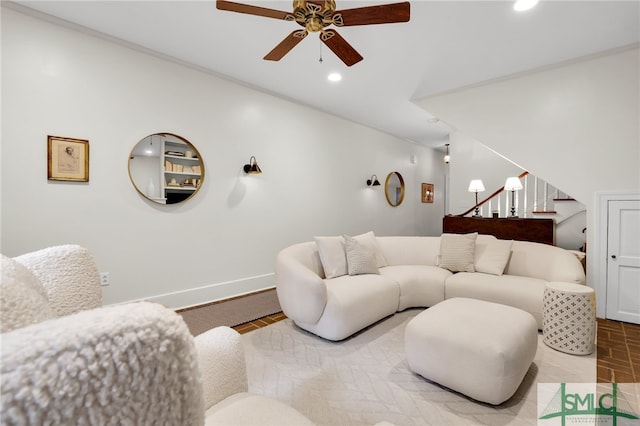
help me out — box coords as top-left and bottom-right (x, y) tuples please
(14, 0), (640, 147)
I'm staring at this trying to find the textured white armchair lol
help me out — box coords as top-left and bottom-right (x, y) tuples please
(1, 245), (313, 426)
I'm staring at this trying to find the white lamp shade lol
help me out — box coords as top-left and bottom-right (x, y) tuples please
(504, 177), (523, 191)
(468, 179), (485, 193)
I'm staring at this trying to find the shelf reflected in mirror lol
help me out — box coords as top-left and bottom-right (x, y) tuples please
(128, 133), (205, 205)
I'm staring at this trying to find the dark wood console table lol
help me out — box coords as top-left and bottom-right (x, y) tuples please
(442, 216), (555, 246)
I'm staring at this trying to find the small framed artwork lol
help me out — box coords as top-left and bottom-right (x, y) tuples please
(422, 183), (434, 203)
(47, 135), (89, 182)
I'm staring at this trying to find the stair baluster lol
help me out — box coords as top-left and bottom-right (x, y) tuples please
(523, 174), (528, 218)
(505, 191), (509, 218)
(533, 177), (538, 212)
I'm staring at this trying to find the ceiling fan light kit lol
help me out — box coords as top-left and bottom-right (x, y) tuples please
(217, 0), (410, 66)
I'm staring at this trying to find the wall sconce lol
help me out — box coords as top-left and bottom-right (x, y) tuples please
(443, 143), (450, 164)
(504, 176), (523, 217)
(468, 179), (485, 217)
(243, 156), (262, 174)
(366, 174), (381, 186)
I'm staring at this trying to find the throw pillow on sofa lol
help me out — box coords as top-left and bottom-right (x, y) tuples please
(353, 231), (387, 268)
(315, 231), (387, 279)
(343, 235), (379, 276)
(315, 236), (347, 279)
(1, 255), (57, 333)
(475, 239), (513, 276)
(438, 233), (478, 273)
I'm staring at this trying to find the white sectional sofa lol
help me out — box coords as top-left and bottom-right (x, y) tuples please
(275, 232), (586, 341)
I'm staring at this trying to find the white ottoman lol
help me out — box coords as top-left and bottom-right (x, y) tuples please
(405, 298), (538, 405)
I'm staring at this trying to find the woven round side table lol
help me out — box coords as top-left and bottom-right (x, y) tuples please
(543, 282), (596, 355)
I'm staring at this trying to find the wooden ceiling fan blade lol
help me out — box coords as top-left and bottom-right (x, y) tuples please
(333, 2), (410, 26)
(264, 30), (308, 61)
(217, 0), (293, 20)
(320, 30), (363, 67)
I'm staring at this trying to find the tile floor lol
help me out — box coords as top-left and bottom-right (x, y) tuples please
(596, 317), (640, 383)
(234, 313), (640, 383)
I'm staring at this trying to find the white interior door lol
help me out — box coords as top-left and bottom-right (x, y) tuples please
(605, 199), (640, 324)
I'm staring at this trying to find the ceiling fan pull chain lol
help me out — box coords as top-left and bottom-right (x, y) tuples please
(319, 38), (323, 63)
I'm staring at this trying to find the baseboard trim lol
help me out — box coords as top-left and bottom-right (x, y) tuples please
(175, 287), (276, 313)
(175, 287), (281, 334)
(142, 273), (276, 310)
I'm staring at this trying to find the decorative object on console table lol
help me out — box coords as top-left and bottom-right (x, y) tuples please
(442, 215), (555, 246)
(468, 179), (485, 216)
(543, 282), (595, 355)
(421, 183), (434, 203)
(47, 135), (89, 182)
(504, 176), (523, 217)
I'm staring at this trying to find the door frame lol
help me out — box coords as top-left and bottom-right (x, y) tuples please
(594, 191), (640, 318)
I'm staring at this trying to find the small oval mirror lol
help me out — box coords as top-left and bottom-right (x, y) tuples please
(128, 133), (204, 204)
(385, 171), (405, 207)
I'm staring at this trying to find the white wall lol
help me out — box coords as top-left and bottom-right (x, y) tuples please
(418, 46), (640, 290)
(1, 7), (445, 308)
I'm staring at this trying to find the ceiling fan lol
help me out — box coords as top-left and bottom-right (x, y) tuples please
(216, 0), (410, 66)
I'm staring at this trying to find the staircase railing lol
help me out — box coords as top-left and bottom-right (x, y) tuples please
(454, 172), (586, 250)
(458, 171), (580, 220)
(459, 171), (529, 217)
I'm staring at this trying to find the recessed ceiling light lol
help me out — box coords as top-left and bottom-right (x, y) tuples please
(328, 72), (342, 82)
(514, 0), (539, 12)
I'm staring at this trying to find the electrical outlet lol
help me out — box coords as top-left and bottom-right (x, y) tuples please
(100, 272), (110, 286)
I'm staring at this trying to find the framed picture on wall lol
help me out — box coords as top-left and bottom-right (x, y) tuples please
(422, 183), (434, 203)
(47, 135), (89, 182)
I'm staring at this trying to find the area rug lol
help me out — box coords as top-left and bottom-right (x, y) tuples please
(241, 309), (600, 426)
(177, 289), (281, 336)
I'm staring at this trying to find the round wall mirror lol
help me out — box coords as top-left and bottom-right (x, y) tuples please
(128, 133), (205, 205)
(385, 171), (405, 207)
